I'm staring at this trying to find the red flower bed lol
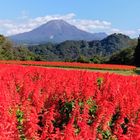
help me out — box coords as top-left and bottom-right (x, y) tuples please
(0, 64), (140, 139)
(0, 60), (136, 70)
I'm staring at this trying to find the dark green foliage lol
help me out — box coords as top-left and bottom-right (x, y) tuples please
(102, 130), (111, 139)
(90, 55), (106, 64)
(0, 35), (14, 60)
(0, 35), (6, 44)
(53, 100), (74, 130)
(16, 109), (26, 140)
(121, 117), (129, 134)
(13, 47), (36, 61)
(76, 55), (89, 63)
(134, 36), (140, 66)
(28, 43), (60, 61)
(107, 46), (135, 65)
(87, 98), (98, 125)
(0, 35), (37, 61)
(97, 77), (104, 89)
(109, 110), (120, 133)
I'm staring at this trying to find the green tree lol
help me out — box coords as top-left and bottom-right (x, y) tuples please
(13, 46), (36, 61)
(0, 35), (14, 60)
(108, 46), (135, 65)
(90, 55), (105, 64)
(134, 35), (140, 66)
(76, 55), (89, 63)
(0, 35), (6, 44)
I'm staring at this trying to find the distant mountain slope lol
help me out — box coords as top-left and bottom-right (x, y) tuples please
(9, 20), (107, 44)
(28, 33), (136, 61)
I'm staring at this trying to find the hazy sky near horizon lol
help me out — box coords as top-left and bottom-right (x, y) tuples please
(0, 0), (140, 37)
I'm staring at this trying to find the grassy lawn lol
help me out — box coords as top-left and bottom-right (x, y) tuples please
(87, 69), (136, 75)
(38, 65), (137, 76)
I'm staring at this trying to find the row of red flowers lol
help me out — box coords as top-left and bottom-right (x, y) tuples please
(0, 60), (136, 70)
(0, 64), (140, 139)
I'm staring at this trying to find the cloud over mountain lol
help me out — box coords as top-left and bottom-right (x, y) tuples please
(0, 13), (139, 37)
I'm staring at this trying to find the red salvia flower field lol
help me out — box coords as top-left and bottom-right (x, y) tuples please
(0, 60), (136, 71)
(0, 63), (139, 139)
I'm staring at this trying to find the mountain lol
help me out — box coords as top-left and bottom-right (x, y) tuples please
(28, 33), (136, 61)
(9, 20), (107, 44)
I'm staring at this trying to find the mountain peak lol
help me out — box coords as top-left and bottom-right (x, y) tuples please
(47, 19), (67, 24)
(39, 19), (74, 32)
(43, 19), (69, 27)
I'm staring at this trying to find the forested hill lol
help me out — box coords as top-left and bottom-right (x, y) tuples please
(28, 33), (137, 62)
(0, 33), (137, 65)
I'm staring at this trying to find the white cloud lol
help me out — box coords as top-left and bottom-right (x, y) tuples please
(0, 13), (139, 37)
(69, 19), (111, 32)
(108, 28), (140, 37)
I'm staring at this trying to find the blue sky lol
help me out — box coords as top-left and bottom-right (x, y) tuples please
(0, 0), (140, 37)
